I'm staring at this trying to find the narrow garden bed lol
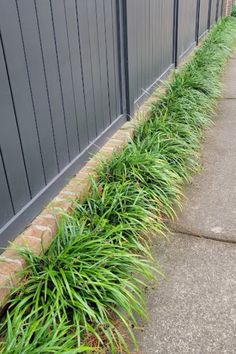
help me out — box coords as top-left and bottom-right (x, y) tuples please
(1, 17), (236, 354)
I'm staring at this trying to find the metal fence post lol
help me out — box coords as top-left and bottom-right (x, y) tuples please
(196, 0), (201, 45)
(117, 0), (131, 119)
(216, 0), (220, 20)
(208, 0), (212, 28)
(221, 0), (225, 16)
(173, 0), (179, 67)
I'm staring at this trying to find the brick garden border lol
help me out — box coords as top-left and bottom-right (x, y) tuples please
(0, 98), (156, 307)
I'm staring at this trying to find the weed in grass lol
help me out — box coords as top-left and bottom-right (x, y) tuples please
(1, 17), (236, 354)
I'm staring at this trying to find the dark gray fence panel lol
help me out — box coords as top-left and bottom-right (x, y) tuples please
(63, 0), (89, 151)
(199, 0), (210, 37)
(0, 0), (46, 197)
(76, 1), (97, 142)
(50, 0), (80, 160)
(35, 0), (70, 171)
(217, 0), (223, 19)
(103, 0), (121, 122)
(96, 0), (112, 129)
(16, 0), (59, 183)
(111, 0), (122, 121)
(127, 0), (174, 108)
(87, 0), (105, 135)
(0, 0), (220, 247)
(0, 154), (14, 227)
(0, 36), (31, 213)
(210, 0), (218, 25)
(178, 0), (198, 61)
(221, 0), (224, 17)
(0, 0), (124, 246)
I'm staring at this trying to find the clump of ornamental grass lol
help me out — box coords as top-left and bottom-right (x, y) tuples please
(74, 180), (164, 252)
(0, 181), (160, 353)
(133, 17), (236, 183)
(231, 5), (236, 17)
(97, 143), (182, 221)
(1, 17), (236, 354)
(1, 313), (90, 354)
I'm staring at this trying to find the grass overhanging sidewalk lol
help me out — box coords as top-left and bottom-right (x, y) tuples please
(1, 17), (236, 354)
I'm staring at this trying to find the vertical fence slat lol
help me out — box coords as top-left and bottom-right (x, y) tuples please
(220, 0), (223, 17)
(34, 0), (70, 171)
(76, 0), (98, 141)
(141, 0), (146, 91)
(111, 0), (122, 120)
(136, 0), (142, 100)
(196, 0), (201, 44)
(216, 0), (222, 19)
(118, 0), (131, 116)
(126, 0), (136, 110)
(87, 0), (104, 135)
(208, 0), (212, 28)
(103, 0), (119, 122)
(145, 0), (150, 90)
(96, 0), (112, 128)
(17, 0), (59, 183)
(199, 0), (211, 37)
(0, 0), (45, 197)
(177, 0), (198, 61)
(0, 37), (31, 213)
(127, 0), (175, 106)
(210, 0), (218, 26)
(173, 0), (179, 66)
(64, 0), (89, 151)
(0, 152), (14, 227)
(50, 0), (80, 160)
(221, 0), (224, 16)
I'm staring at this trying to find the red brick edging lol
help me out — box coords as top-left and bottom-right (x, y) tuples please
(0, 118), (141, 306)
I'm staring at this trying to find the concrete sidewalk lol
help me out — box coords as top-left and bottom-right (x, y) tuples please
(134, 53), (236, 353)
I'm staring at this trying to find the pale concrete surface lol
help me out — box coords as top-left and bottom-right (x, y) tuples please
(222, 62), (236, 97)
(134, 55), (236, 353)
(134, 234), (236, 354)
(171, 58), (236, 242)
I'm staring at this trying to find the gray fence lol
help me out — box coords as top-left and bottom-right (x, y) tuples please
(0, 0), (223, 247)
(178, 0), (198, 61)
(199, 0), (211, 37)
(127, 0), (175, 108)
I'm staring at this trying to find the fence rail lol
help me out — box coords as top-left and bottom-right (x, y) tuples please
(0, 0), (225, 247)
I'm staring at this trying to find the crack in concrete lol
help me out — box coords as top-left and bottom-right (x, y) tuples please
(170, 226), (236, 245)
(220, 97), (236, 100)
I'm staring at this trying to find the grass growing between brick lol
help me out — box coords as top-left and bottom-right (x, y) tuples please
(1, 17), (236, 354)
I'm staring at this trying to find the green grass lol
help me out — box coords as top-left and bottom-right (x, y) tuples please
(231, 5), (236, 17)
(1, 17), (236, 354)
